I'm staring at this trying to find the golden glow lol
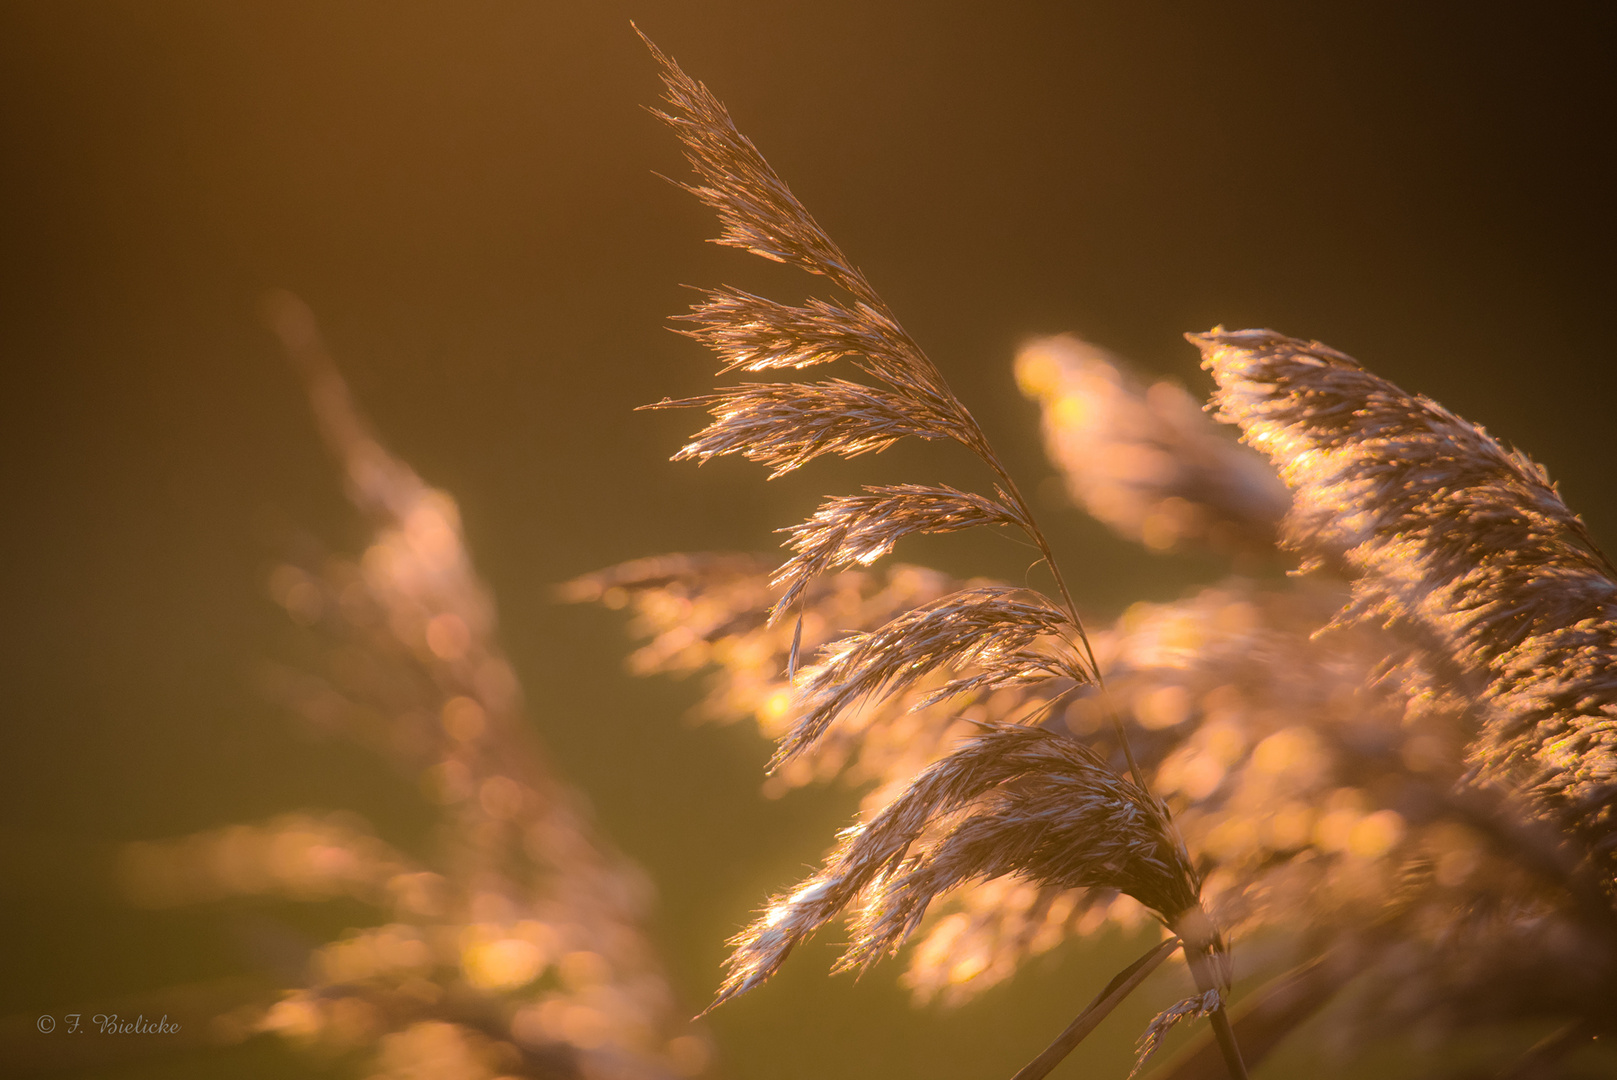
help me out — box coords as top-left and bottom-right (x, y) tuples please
(1134, 684), (1192, 730)
(559, 950), (610, 990)
(1265, 802), (1315, 850)
(463, 936), (547, 991)
(426, 613), (472, 660)
(668, 1034), (712, 1077)
(1251, 727), (1325, 780)
(1348, 810), (1406, 859)
(442, 696), (487, 741)
(260, 996), (324, 1045)
(477, 775), (524, 819)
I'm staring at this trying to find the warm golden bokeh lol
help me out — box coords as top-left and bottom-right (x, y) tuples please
(2, 6), (1613, 1080)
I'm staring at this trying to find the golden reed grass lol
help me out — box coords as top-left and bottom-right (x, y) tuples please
(574, 32), (1617, 1079)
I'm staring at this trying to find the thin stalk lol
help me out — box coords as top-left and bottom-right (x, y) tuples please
(1010, 937), (1180, 1080)
(1204, 1008), (1247, 1080)
(1499, 1019), (1597, 1080)
(981, 454), (1089, 667)
(1185, 946), (1249, 1080)
(840, 263), (1153, 798)
(1156, 952), (1348, 1080)
(981, 450), (1151, 793)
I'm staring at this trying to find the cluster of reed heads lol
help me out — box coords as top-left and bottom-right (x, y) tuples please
(110, 34), (1617, 1080)
(566, 34), (1617, 1080)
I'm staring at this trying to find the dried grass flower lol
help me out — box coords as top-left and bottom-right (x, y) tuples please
(607, 32), (1241, 1078)
(1197, 328), (1617, 877)
(119, 294), (711, 1080)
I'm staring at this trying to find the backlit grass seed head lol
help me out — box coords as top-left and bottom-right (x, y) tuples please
(639, 30), (869, 298)
(839, 726), (1202, 965)
(633, 32), (1239, 1073)
(677, 286), (923, 388)
(594, 275), (1617, 1072)
(1132, 989), (1223, 1076)
(780, 586), (1090, 769)
(580, 549), (1617, 1041)
(1016, 334), (1288, 556)
(642, 30), (967, 420)
(715, 725), (1201, 1009)
(216, 294), (709, 1080)
(1196, 328), (1617, 871)
(771, 484), (1022, 621)
(647, 379), (968, 479)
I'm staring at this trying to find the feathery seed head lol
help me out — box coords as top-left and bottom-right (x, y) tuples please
(771, 484), (1023, 621)
(633, 33), (1231, 1063)
(640, 30), (868, 298)
(1131, 989), (1224, 1077)
(779, 586), (1090, 768)
(1195, 327), (1617, 874)
(1018, 334), (1288, 555)
(647, 379), (964, 479)
(714, 724), (1200, 1009)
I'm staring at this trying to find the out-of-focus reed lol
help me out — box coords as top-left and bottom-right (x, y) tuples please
(116, 294), (711, 1080)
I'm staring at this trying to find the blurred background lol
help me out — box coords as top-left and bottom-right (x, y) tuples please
(1, 2), (1614, 1077)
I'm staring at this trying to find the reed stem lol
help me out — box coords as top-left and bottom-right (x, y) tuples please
(1010, 937), (1180, 1080)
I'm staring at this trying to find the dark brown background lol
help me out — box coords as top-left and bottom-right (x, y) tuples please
(2, 3), (1613, 1077)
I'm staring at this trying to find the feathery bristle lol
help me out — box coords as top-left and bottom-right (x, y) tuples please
(641, 29), (869, 297)
(771, 484), (1022, 620)
(1132, 990), (1224, 1076)
(779, 587), (1089, 767)
(677, 286), (922, 387)
(715, 724), (1198, 1008)
(645, 379), (963, 478)
(1196, 328), (1617, 870)
(841, 725), (1200, 968)
(641, 33), (1022, 474)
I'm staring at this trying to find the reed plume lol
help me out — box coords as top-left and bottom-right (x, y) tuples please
(772, 483), (1020, 619)
(1016, 335), (1288, 556)
(118, 295), (710, 1080)
(609, 32), (1243, 1077)
(716, 723), (1199, 1009)
(1197, 328), (1617, 879)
